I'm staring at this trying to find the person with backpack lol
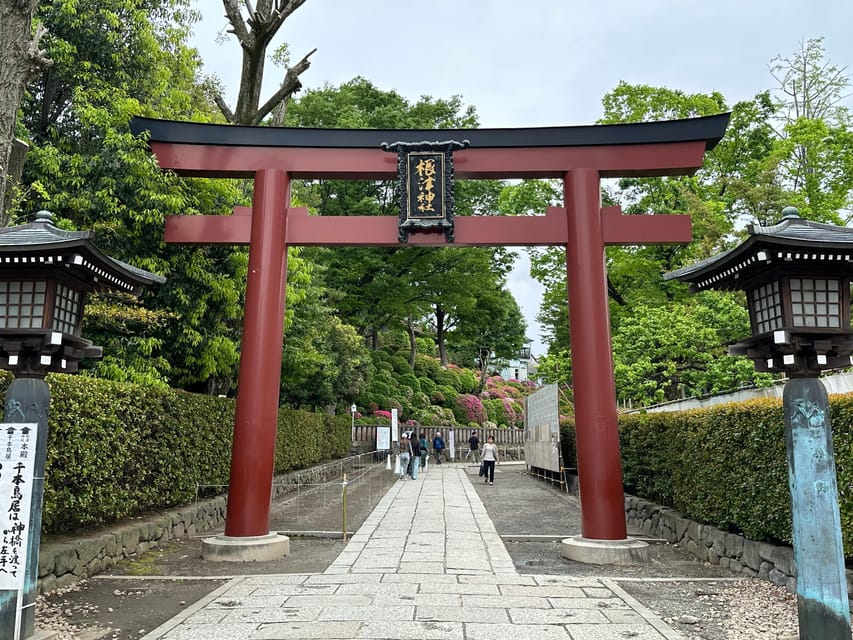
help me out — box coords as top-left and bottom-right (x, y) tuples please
(432, 431), (446, 465)
(418, 433), (429, 471)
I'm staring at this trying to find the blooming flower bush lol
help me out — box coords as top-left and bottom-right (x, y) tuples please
(452, 394), (487, 425)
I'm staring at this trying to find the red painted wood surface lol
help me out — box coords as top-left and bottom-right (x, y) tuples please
(150, 141), (708, 180)
(165, 206), (691, 247)
(224, 169), (290, 537)
(146, 128), (717, 542)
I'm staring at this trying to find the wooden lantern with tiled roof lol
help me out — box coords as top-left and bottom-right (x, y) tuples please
(666, 206), (853, 377)
(0, 210), (165, 376)
(668, 206), (853, 637)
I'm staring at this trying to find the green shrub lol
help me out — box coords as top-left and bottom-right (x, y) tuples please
(9, 372), (350, 534)
(399, 373), (421, 393)
(432, 385), (457, 407)
(559, 418), (577, 469)
(433, 367), (457, 388)
(413, 354), (442, 380)
(388, 356), (414, 376)
(619, 399), (793, 546)
(411, 391), (431, 409)
(418, 377), (436, 396)
(455, 369), (479, 394)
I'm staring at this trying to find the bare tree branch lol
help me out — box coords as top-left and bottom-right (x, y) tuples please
(268, 0), (309, 35)
(222, 0), (251, 47)
(252, 47), (316, 125)
(213, 92), (236, 123)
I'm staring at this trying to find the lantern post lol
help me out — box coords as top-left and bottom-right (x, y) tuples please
(0, 211), (163, 640)
(668, 207), (853, 639)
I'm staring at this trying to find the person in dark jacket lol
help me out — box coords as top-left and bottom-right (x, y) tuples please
(418, 433), (429, 471)
(410, 434), (422, 479)
(432, 431), (446, 464)
(468, 431), (481, 463)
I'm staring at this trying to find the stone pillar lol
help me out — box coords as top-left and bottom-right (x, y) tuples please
(0, 377), (49, 640)
(783, 377), (851, 639)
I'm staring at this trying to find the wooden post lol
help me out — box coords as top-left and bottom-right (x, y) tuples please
(224, 169), (290, 537)
(564, 168), (628, 541)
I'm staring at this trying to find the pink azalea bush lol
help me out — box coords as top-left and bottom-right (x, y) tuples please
(452, 394), (487, 425)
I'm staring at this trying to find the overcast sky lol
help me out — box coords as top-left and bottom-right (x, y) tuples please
(190, 0), (851, 356)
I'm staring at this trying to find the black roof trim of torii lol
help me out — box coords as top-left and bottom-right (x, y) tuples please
(131, 113), (730, 150)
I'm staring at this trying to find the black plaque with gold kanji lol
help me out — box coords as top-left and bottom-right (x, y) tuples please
(382, 139), (468, 243)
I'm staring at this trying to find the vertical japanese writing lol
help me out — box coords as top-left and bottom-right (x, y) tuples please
(415, 158), (437, 213)
(0, 424), (37, 589)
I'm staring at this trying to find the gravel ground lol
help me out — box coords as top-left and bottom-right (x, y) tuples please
(470, 463), (806, 640)
(33, 461), (826, 640)
(619, 579), (799, 640)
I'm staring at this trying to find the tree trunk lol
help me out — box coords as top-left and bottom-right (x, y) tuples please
(477, 347), (491, 393)
(435, 306), (448, 367)
(406, 318), (416, 368)
(0, 1), (49, 224)
(220, 0), (314, 126)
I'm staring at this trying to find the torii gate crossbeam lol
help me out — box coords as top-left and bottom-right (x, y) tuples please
(132, 114), (729, 552)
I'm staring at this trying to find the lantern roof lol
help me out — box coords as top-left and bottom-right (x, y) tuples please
(665, 207), (853, 291)
(0, 211), (165, 295)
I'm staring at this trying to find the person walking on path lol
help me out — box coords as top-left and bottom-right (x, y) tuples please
(432, 431), (446, 465)
(481, 435), (499, 485)
(399, 434), (412, 480)
(418, 433), (429, 471)
(468, 431), (481, 463)
(410, 434), (422, 479)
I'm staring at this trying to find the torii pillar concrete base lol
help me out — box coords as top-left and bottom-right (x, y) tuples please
(201, 533), (290, 562)
(561, 536), (649, 565)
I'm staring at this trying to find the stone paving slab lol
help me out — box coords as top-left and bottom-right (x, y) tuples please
(141, 465), (683, 640)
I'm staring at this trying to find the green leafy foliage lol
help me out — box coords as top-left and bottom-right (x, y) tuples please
(37, 372), (349, 533)
(611, 292), (773, 405)
(618, 399), (804, 548)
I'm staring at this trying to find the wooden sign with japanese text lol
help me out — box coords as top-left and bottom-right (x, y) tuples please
(381, 139), (468, 243)
(405, 152), (445, 221)
(0, 424), (37, 590)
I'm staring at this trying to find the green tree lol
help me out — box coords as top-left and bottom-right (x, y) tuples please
(769, 38), (853, 221)
(447, 286), (527, 392)
(529, 82), (784, 403)
(611, 292), (771, 406)
(17, 1), (253, 392)
(285, 78), (515, 366)
(0, 0), (49, 224)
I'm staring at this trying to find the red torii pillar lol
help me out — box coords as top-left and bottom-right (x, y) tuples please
(133, 114), (728, 560)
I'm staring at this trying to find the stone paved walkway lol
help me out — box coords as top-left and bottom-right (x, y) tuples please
(140, 465), (684, 640)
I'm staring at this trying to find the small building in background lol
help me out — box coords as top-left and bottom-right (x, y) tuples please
(497, 345), (537, 382)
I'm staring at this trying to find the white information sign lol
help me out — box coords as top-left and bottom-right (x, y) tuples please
(448, 430), (455, 460)
(524, 384), (561, 473)
(391, 408), (399, 442)
(376, 426), (391, 451)
(0, 423), (38, 590)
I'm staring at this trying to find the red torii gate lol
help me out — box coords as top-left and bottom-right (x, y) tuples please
(132, 114), (729, 556)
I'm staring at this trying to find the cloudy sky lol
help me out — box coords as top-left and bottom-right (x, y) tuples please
(190, 0), (851, 355)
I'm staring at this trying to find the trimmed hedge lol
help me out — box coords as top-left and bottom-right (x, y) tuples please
(620, 401), (792, 546)
(562, 394), (853, 554)
(0, 371), (349, 534)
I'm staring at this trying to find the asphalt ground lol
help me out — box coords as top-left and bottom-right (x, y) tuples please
(36, 460), (801, 640)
